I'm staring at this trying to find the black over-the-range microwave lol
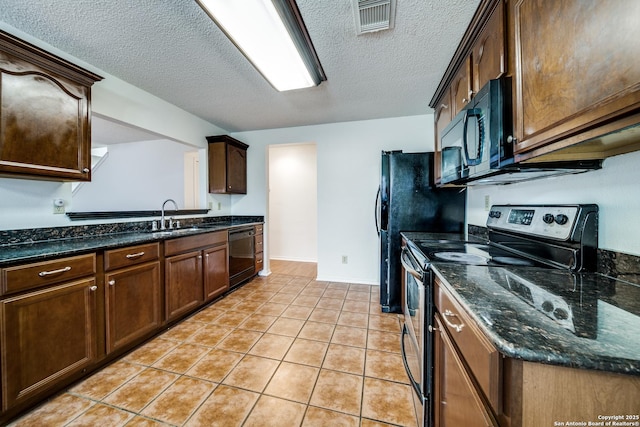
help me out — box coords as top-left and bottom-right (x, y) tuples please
(439, 77), (601, 186)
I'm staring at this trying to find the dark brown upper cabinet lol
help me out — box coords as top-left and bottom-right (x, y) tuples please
(207, 135), (248, 194)
(0, 31), (102, 181)
(472, 1), (505, 95)
(511, 0), (640, 162)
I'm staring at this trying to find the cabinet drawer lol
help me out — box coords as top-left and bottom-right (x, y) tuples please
(255, 233), (264, 253)
(255, 252), (264, 271)
(1, 253), (96, 296)
(435, 277), (501, 411)
(104, 242), (159, 271)
(164, 231), (227, 256)
(255, 224), (263, 234)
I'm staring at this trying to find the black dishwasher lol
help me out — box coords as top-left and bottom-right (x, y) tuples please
(229, 226), (255, 288)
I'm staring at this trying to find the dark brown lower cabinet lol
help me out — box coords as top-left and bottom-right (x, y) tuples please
(105, 261), (161, 353)
(164, 231), (229, 322)
(0, 279), (98, 410)
(165, 251), (204, 322)
(434, 314), (497, 427)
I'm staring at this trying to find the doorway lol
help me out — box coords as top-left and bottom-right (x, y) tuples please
(267, 143), (318, 274)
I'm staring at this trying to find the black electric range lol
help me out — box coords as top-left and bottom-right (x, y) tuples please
(407, 204), (598, 273)
(406, 205), (600, 336)
(401, 204), (606, 427)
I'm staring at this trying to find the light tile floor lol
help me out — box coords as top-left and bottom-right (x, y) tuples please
(9, 265), (418, 427)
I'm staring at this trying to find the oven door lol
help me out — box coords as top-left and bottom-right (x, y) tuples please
(401, 246), (432, 427)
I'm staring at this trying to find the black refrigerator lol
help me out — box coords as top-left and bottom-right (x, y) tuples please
(376, 151), (466, 313)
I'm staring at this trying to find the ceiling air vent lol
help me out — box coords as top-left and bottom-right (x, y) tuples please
(353, 0), (396, 34)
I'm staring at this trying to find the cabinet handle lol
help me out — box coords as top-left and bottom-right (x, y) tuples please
(205, 253), (209, 258)
(108, 280), (116, 286)
(83, 168), (90, 173)
(89, 285), (97, 291)
(125, 251), (145, 259)
(443, 309), (465, 333)
(507, 135), (517, 144)
(38, 266), (71, 277)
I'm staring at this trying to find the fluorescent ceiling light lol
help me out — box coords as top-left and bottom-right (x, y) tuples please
(196, 0), (326, 91)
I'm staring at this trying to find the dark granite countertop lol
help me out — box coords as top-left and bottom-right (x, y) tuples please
(431, 263), (640, 376)
(0, 218), (263, 267)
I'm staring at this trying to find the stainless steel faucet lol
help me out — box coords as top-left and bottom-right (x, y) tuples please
(160, 199), (179, 230)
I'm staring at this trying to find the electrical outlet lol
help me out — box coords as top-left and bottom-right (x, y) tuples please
(218, 202), (221, 210)
(208, 201), (213, 209)
(484, 195), (491, 211)
(53, 199), (65, 214)
(342, 255), (348, 264)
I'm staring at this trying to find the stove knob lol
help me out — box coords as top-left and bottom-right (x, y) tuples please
(489, 210), (501, 218)
(541, 301), (554, 312)
(555, 214), (569, 225)
(553, 307), (569, 320)
(543, 214), (555, 224)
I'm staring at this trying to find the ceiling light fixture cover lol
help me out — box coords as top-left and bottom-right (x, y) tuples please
(196, 0), (326, 91)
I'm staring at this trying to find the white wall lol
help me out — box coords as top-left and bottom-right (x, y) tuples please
(268, 144), (318, 262)
(232, 115), (434, 284)
(467, 149), (640, 256)
(72, 140), (192, 211)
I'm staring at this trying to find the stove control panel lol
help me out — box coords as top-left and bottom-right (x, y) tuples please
(487, 205), (580, 241)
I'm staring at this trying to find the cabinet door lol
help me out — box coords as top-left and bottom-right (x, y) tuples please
(434, 91), (453, 185)
(0, 279), (97, 410)
(0, 48), (93, 181)
(165, 251), (203, 322)
(203, 244), (229, 301)
(207, 137), (248, 195)
(450, 57), (473, 117)
(512, 0), (640, 155)
(105, 262), (161, 353)
(472, 1), (505, 93)
(434, 316), (496, 427)
(227, 143), (247, 194)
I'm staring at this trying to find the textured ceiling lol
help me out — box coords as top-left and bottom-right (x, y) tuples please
(0, 0), (479, 133)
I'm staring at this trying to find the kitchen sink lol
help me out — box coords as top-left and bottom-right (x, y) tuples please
(150, 227), (199, 238)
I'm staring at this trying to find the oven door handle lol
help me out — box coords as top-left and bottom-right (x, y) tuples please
(401, 247), (423, 280)
(401, 324), (425, 402)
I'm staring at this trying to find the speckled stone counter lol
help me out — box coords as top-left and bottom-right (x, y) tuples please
(431, 263), (640, 376)
(0, 216), (263, 267)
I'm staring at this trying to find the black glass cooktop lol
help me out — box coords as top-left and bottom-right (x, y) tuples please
(409, 239), (540, 268)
